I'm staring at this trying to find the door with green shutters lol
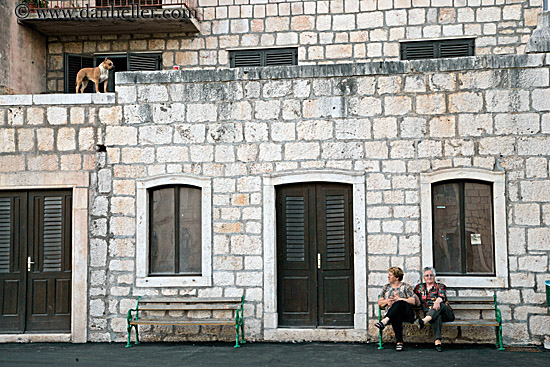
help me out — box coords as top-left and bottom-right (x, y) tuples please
(0, 190), (72, 333)
(276, 183), (354, 328)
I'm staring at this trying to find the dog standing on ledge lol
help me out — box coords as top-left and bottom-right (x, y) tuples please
(75, 58), (114, 93)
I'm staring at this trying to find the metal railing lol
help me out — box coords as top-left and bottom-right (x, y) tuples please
(35, 0), (197, 11)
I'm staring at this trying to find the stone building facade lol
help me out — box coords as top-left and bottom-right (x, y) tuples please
(1, 0), (549, 348)
(1, 54), (550, 345)
(45, 0), (543, 92)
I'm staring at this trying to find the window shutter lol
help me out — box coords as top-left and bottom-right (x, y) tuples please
(128, 53), (162, 71)
(284, 196), (306, 263)
(401, 38), (474, 60)
(265, 48), (297, 66)
(0, 197), (11, 273)
(231, 51), (262, 68)
(64, 54), (94, 94)
(230, 48), (298, 68)
(439, 39), (475, 58)
(324, 194), (346, 263)
(42, 196), (64, 273)
(401, 41), (436, 60)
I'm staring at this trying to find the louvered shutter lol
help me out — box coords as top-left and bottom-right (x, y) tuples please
(230, 50), (262, 68)
(401, 38), (474, 60)
(401, 41), (436, 60)
(317, 184), (354, 327)
(276, 184), (317, 327)
(439, 39), (474, 58)
(0, 197), (11, 273)
(128, 53), (162, 71)
(42, 196), (64, 272)
(265, 48), (297, 66)
(230, 48), (297, 68)
(64, 54), (94, 93)
(0, 192), (26, 332)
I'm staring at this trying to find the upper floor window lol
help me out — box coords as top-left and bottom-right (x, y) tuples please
(400, 38), (474, 60)
(149, 185), (201, 276)
(432, 180), (494, 276)
(229, 47), (298, 68)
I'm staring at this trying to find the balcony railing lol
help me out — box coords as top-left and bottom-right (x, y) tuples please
(31, 0), (197, 12)
(17, 0), (200, 35)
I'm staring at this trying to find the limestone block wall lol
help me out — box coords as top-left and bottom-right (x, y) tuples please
(1, 54), (550, 345)
(45, 0), (542, 92)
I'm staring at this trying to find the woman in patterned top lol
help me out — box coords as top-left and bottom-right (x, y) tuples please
(375, 267), (420, 351)
(413, 267), (455, 352)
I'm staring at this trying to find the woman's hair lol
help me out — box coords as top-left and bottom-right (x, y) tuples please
(388, 266), (404, 281)
(423, 266), (436, 277)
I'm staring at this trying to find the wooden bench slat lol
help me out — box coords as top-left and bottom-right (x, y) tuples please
(130, 319), (235, 326)
(138, 297), (242, 303)
(451, 304), (495, 310)
(447, 296), (494, 303)
(445, 319), (500, 327)
(139, 304), (240, 311)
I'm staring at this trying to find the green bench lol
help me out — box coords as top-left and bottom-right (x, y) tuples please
(377, 295), (504, 350)
(126, 296), (245, 348)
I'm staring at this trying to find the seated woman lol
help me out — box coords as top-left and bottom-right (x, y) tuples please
(376, 266), (419, 351)
(413, 267), (455, 352)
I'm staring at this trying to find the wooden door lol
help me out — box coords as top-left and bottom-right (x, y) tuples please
(0, 190), (72, 334)
(276, 183), (354, 328)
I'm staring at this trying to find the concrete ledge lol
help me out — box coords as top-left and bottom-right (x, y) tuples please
(264, 328), (367, 342)
(0, 334), (71, 343)
(0, 93), (115, 106)
(0, 94), (32, 106)
(115, 54), (550, 86)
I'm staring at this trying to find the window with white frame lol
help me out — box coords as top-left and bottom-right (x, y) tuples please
(420, 169), (508, 288)
(136, 175), (211, 287)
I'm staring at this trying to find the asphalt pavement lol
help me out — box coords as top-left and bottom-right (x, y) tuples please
(0, 341), (547, 367)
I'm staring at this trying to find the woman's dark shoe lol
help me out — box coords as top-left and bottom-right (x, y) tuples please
(374, 321), (386, 330)
(396, 343), (404, 351)
(435, 345), (442, 352)
(415, 318), (425, 330)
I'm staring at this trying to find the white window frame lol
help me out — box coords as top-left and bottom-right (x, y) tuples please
(136, 174), (212, 287)
(420, 168), (508, 288)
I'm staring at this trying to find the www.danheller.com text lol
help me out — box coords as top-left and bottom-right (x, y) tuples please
(16, 3), (196, 20)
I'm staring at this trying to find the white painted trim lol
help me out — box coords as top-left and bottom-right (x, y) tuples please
(136, 174), (212, 287)
(263, 170), (367, 335)
(0, 171), (89, 343)
(0, 334), (71, 343)
(420, 168), (508, 288)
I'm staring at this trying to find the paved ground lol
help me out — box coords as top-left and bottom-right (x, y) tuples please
(0, 342), (547, 367)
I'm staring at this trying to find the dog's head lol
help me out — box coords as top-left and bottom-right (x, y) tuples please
(101, 58), (114, 70)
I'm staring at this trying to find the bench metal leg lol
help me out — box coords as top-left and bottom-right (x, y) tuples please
(126, 324), (133, 348)
(135, 325), (140, 345)
(377, 298), (384, 350)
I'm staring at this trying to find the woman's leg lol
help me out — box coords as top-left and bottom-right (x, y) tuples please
(386, 301), (410, 344)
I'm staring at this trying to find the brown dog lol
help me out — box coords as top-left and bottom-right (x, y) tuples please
(75, 58), (114, 93)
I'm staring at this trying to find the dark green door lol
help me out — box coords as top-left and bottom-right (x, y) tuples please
(276, 183), (354, 328)
(0, 190), (72, 333)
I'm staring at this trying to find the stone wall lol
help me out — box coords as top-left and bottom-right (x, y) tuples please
(1, 54), (550, 345)
(45, 0), (542, 92)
